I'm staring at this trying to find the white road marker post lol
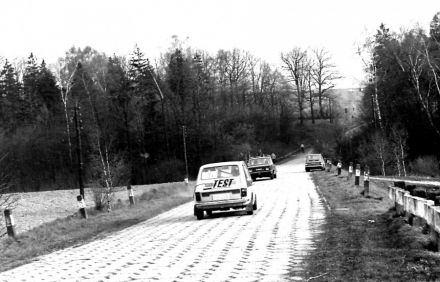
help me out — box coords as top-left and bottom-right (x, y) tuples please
(348, 162), (353, 180)
(127, 184), (135, 206)
(363, 165), (370, 197)
(77, 195), (88, 219)
(4, 209), (16, 238)
(355, 164), (361, 186)
(337, 160), (342, 176)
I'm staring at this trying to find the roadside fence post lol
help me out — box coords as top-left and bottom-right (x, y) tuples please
(77, 195), (88, 219)
(348, 162), (353, 180)
(363, 165), (370, 197)
(355, 164), (361, 186)
(337, 160), (342, 176)
(127, 184), (135, 206)
(3, 209), (16, 238)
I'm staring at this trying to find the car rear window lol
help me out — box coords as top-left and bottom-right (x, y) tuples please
(200, 165), (240, 180)
(248, 158), (271, 166)
(307, 155), (322, 161)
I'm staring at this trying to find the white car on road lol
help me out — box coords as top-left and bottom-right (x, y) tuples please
(193, 161), (257, 220)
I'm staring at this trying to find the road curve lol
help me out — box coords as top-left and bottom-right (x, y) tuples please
(0, 156), (326, 282)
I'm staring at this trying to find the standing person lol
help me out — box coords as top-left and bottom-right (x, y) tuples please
(300, 144), (305, 153)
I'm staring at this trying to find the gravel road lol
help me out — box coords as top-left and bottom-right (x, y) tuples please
(0, 155), (326, 282)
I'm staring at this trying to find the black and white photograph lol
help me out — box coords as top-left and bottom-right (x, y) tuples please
(1, 0), (440, 281)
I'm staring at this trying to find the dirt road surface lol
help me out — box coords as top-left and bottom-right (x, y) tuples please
(0, 155), (326, 281)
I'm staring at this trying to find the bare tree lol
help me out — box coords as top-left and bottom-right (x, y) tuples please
(390, 125), (408, 177)
(79, 63), (115, 212)
(311, 48), (341, 118)
(357, 37), (384, 130)
(305, 59), (316, 124)
(371, 131), (389, 176)
(224, 49), (249, 108)
(281, 48), (308, 125)
(399, 30), (440, 137)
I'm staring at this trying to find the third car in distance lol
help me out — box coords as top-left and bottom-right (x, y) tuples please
(305, 154), (326, 172)
(247, 155), (277, 181)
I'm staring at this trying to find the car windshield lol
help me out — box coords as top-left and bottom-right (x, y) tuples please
(307, 155), (322, 161)
(200, 165), (240, 180)
(248, 158), (270, 166)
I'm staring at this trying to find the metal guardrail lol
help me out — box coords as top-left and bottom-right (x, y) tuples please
(371, 176), (440, 186)
(388, 185), (440, 235)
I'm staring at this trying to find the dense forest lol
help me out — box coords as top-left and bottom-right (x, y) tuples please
(4, 12), (440, 201)
(0, 38), (339, 195)
(338, 12), (440, 176)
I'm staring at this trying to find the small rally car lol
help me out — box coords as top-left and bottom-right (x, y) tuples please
(247, 156), (277, 180)
(193, 161), (257, 220)
(305, 153), (325, 172)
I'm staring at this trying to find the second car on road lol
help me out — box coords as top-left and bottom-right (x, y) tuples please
(247, 156), (277, 181)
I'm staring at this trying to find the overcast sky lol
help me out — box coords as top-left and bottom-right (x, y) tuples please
(1, 0), (439, 88)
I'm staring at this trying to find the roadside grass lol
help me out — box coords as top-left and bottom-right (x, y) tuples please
(0, 182), (193, 272)
(302, 172), (440, 281)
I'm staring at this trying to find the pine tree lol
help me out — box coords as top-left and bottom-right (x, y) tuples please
(23, 53), (40, 121)
(0, 60), (22, 131)
(430, 12), (440, 42)
(36, 60), (62, 122)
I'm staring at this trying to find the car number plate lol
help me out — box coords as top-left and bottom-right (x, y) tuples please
(212, 193), (230, 201)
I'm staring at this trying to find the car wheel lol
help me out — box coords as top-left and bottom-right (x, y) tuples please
(270, 173), (274, 179)
(305, 168), (310, 172)
(195, 208), (204, 220)
(246, 210), (254, 215)
(253, 196), (258, 210)
(206, 210), (212, 216)
(274, 173), (277, 179)
(252, 176), (256, 181)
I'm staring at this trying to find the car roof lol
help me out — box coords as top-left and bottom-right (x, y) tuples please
(200, 161), (245, 169)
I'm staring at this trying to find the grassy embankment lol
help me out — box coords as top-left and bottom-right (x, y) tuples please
(0, 182), (193, 272)
(302, 171), (440, 281)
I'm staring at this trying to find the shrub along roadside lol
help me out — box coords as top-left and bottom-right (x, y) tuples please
(301, 172), (440, 281)
(0, 182), (193, 272)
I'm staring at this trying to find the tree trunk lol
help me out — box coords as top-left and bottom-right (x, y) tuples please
(394, 149), (401, 176)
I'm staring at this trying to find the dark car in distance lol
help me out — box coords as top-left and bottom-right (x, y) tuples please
(247, 156), (277, 181)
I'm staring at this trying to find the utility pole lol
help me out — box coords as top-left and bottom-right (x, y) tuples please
(182, 125), (189, 183)
(74, 103), (85, 199)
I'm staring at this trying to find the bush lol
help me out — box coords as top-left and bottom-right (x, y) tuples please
(409, 156), (440, 177)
